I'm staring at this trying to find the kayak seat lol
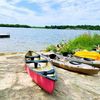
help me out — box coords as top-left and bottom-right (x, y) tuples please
(69, 61), (82, 65)
(49, 54), (56, 59)
(49, 54), (60, 60)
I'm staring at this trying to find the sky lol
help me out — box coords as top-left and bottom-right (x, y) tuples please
(0, 0), (100, 26)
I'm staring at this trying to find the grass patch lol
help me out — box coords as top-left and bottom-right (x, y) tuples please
(46, 45), (57, 52)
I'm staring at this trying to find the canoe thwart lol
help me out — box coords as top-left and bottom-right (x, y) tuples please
(39, 69), (55, 75)
(25, 55), (40, 58)
(26, 60), (48, 63)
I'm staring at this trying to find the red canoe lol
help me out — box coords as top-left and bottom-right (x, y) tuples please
(24, 51), (57, 94)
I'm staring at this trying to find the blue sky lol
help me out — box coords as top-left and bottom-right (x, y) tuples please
(0, 0), (100, 26)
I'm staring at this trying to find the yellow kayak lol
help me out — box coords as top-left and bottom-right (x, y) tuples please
(74, 50), (100, 60)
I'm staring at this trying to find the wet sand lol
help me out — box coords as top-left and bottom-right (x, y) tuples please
(0, 52), (100, 100)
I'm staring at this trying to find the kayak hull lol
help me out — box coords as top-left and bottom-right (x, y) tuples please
(74, 50), (100, 60)
(52, 60), (99, 75)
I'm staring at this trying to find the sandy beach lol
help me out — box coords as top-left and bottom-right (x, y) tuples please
(0, 52), (100, 100)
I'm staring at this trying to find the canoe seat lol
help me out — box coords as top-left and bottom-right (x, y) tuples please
(39, 69), (55, 76)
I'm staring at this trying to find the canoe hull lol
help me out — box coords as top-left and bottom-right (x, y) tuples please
(52, 61), (99, 75)
(24, 64), (55, 94)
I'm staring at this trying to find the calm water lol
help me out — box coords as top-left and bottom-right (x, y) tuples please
(0, 27), (100, 52)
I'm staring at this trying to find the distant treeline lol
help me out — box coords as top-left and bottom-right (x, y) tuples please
(0, 24), (31, 28)
(45, 25), (100, 30)
(0, 24), (100, 30)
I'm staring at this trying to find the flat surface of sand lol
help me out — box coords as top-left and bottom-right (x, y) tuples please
(0, 52), (100, 100)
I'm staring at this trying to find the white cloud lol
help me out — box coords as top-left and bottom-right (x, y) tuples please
(0, 0), (100, 25)
(7, 0), (21, 5)
(0, 0), (37, 24)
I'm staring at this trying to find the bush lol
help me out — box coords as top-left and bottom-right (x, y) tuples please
(46, 33), (100, 55)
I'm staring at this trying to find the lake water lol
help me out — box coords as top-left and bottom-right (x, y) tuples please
(0, 27), (100, 52)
